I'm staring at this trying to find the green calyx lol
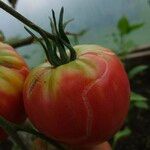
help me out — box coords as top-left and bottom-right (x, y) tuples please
(25, 7), (76, 67)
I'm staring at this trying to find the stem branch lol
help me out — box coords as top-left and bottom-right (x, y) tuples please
(0, 117), (28, 150)
(0, 0), (55, 40)
(0, 117), (65, 150)
(16, 126), (66, 150)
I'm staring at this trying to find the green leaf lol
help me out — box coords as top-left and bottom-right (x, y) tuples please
(58, 7), (71, 44)
(128, 65), (148, 79)
(134, 101), (149, 109)
(130, 92), (149, 109)
(113, 127), (131, 148)
(129, 23), (144, 32)
(117, 16), (144, 35)
(63, 18), (74, 29)
(117, 16), (130, 35)
(130, 92), (148, 102)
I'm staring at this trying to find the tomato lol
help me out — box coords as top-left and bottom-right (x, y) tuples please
(0, 42), (29, 140)
(23, 44), (130, 146)
(32, 138), (49, 150)
(70, 141), (112, 150)
(32, 139), (111, 150)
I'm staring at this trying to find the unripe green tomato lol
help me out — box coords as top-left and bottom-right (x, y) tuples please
(24, 45), (130, 146)
(0, 42), (29, 140)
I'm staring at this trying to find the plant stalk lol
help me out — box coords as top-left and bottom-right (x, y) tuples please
(0, 0), (55, 40)
(0, 117), (28, 150)
(0, 117), (65, 150)
(16, 126), (66, 150)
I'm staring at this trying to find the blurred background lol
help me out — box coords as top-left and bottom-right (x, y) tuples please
(0, 0), (150, 150)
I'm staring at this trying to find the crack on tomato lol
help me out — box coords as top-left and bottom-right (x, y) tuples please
(82, 86), (94, 138)
(81, 58), (108, 139)
(78, 48), (115, 61)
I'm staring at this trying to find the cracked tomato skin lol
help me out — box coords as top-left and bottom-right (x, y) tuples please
(0, 42), (29, 140)
(23, 45), (130, 146)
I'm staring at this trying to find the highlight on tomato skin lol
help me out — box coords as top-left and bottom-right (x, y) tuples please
(0, 42), (29, 140)
(23, 44), (130, 146)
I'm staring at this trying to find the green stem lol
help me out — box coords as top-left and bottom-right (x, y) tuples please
(0, 117), (65, 150)
(0, 0), (55, 40)
(0, 117), (28, 150)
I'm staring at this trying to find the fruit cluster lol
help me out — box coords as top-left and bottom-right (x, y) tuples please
(0, 42), (130, 146)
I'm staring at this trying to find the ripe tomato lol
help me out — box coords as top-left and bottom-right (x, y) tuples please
(0, 42), (29, 140)
(24, 45), (130, 146)
(70, 141), (112, 150)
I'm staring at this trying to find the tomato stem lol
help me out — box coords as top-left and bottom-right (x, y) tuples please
(0, 1), (55, 40)
(0, 1), (77, 67)
(0, 117), (66, 150)
(16, 125), (66, 150)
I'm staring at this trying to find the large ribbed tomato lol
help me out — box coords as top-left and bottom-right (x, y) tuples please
(23, 45), (130, 146)
(0, 42), (29, 140)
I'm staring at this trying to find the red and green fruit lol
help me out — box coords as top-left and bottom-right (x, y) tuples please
(0, 42), (29, 140)
(23, 44), (130, 146)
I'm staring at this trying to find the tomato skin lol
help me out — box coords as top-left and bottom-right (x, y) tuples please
(0, 42), (29, 140)
(24, 45), (130, 145)
(70, 141), (112, 150)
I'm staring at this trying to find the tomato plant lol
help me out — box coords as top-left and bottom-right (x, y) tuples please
(0, 42), (29, 140)
(0, 2), (130, 149)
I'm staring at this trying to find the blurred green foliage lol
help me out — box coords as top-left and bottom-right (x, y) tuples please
(111, 16), (144, 58)
(130, 92), (149, 109)
(111, 16), (149, 110)
(117, 16), (144, 35)
(0, 30), (5, 41)
(112, 127), (131, 149)
(111, 16), (149, 149)
(128, 65), (148, 79)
